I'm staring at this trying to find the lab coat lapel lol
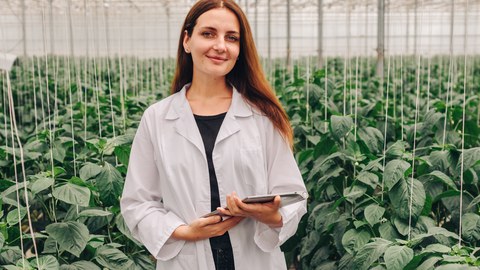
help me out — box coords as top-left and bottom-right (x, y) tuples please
(216, 87), (252, 144)
(165, 86), (206, 157)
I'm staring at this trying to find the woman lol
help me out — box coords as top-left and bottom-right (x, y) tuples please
(120, 0), (307, 269)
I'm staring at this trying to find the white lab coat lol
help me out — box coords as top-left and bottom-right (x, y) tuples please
(120, 84), (307, 270)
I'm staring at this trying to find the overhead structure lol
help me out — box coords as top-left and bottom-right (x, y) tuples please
(1, 0), (479, 59)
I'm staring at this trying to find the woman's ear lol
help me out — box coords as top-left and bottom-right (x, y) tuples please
(183, 30), (191, 53)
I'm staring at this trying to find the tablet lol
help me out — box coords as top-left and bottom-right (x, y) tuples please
(201, 191), (308, 218)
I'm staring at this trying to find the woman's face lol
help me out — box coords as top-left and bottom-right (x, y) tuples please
(183, 8), (240, 80)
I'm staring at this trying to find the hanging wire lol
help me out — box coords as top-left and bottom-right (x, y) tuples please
(324, 56), (328, 133)
(381, 55), (392, 202)
(408, 0), (426, 240)
(458, 0), (469, 248)
(6, 70), (41, 269)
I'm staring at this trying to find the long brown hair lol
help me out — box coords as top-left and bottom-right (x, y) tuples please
(171, 0), (293, 148)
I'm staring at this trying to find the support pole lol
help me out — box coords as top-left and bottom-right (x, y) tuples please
(286, 0), (291, 71)
(267, 0), (271, 61)
(317, 0), (323, 68)
(376, 0), (385, 78)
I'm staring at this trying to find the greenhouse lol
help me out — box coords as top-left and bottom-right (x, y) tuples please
(1, 0), (479, 269)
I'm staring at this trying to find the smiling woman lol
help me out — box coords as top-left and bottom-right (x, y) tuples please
(120, 0), (307, 270)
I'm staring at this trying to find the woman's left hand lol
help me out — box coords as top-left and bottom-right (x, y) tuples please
(216, 192), (283, 228)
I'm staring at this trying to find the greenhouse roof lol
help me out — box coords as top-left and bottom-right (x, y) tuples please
(2, 0), (477, 14)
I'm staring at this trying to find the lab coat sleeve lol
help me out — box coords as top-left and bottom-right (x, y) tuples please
(120, 110), (187, 260)
(253, 118), (307, 252)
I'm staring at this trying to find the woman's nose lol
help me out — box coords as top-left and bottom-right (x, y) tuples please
(213, 38), (226, 52)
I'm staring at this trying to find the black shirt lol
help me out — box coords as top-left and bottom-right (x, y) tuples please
(194, 112), (235, 257)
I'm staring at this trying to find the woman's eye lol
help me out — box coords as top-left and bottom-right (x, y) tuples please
(202, 32), (214, 38)
(226, 35), (239, 42)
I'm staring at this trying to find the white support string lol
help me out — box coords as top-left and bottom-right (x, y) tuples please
(324, 56), (328, 133)
(381, 55), (392, 202)
(458, 0), (469, 248)
(6, 70), (41, 269)
(408, 0), (426, 240)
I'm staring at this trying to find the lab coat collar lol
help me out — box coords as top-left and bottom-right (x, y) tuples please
(165, 83), (253, 120)
(165, 83), (253, 154)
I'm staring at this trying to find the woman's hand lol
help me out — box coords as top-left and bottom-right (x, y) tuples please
(217, 192), (283, 228)
(172, 215), (244, 241)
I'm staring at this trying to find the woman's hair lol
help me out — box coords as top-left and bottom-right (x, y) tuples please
(171, 0), (293, 147)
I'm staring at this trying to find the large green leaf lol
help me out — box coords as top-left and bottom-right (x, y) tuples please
(364, 205), (385, 226)
(60, 261), (101, 270)
(79, 163), (102, 181)
(96, 162), (124, 206)
(300, 231), (320, 259)
(52, 182), (90, 207)
(353, 238), (392, 270)
(356, 171), (379, 189)
(457, 147), (480, 172)
(389, 178), (426, 221)
(330, 115), (353, 140)
(384, 245), (413, 270)
(45, 221), (89, 257)
(341, 228), (371, 254)
(95, 245), (134, 270)
(425, 171), (457, 190)
(357, 127), (383, 154)
(114, 145), (131, 167)
(385, 141), (407, 158)
(461, 213), (480, 242)
(384, 159), (411, 190)
(0, 233), (4, 249)
(379, 222), (401, 241)
(30, 255), (59, 270)
(7, 207), (26, 226)
(78, 209), (112, 218)
(30, 176), (55, 194)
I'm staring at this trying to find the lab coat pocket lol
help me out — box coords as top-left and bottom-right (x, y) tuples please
(240, 148), (267, 193)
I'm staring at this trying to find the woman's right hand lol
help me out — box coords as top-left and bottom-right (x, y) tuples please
(172, 215), (244, 241)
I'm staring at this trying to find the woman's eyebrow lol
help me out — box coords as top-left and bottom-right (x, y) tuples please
(199, 26), (239, 35)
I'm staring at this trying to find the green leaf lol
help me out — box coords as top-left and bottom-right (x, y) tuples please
(30, 255), (59, 270)
(427, 227), (459, 239)
(426, 171), (458, 190)
(364, 205), (385, 226)
(356, 171), (379, 189)
(393, 217), (409, 236)
(52, 141), (66, 163)
(379, 222), (401, 241)
(115, 214), (141, 245)
(7, 207), (26, 226)
(385, 141), (407, 158)
(353, 238), (392, 270)
(300, 231), (320, 259)
(95, 245), (134, 270)
(384, 245), (414, 270)
(344, 185), (367, 203)
(46, 221), (89, 257)
(0, 233), (4, 249)
(330, 115), (353, 140)
(416, 256), (441, 270)
(357, 127), (383, 154)
(79, 163), (102, 181)
(461, 213), (480, 242)
(389, 178), (426, 221)
(421, 244), (451, 254)
(52, 182), (90, 207)
(78, 209), (112, 218)
(114, 145), (131, 167)
(30, 177), (55, 194)
(384, 159), (411, 190)
(60, 261), (101, 270)
(342, 228), (371, 254)
(466, 194), (480, 211)
(96, 162), (124, 206)
(458, 147), (480, 172)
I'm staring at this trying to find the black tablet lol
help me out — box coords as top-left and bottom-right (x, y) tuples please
(201, 191), (307, 218)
